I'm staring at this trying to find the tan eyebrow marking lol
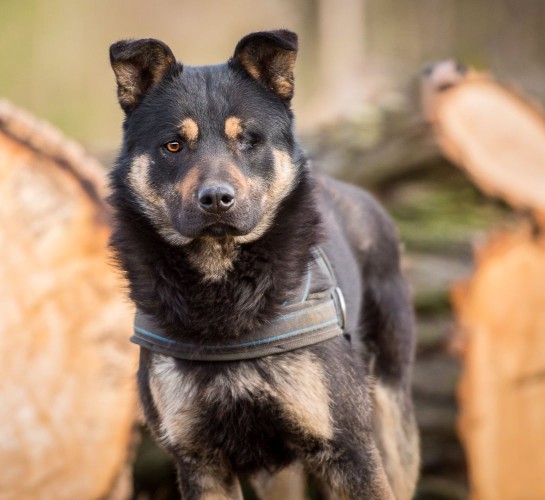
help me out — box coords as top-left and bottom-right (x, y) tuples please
(179, 117), (199, 143)
(224, 116), (242, 141)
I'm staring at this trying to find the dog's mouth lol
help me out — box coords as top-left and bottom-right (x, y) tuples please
(199, 223), (244, 238)
(168, 204), (263, 242)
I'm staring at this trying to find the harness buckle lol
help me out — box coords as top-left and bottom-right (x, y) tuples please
(332, 286), (347, 331)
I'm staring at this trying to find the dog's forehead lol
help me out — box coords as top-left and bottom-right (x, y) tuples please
(161, 64), (289, 129)
(125, 62), (293, 147)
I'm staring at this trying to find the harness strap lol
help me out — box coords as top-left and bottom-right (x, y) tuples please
(131, 247), (347, 361)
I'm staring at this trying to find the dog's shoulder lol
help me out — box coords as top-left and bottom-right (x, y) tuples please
(314, 174), (402, 271)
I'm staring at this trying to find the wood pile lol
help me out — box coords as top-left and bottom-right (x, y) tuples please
(424, 62), (545, 499)
(452, 228), (545, 499)
(0, 100), (137, 500)
(3, 60), (544, 499)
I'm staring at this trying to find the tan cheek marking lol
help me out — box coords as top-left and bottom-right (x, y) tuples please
(179, 117), (199, 144)
(233, 149), (296, 244)
(128, 154), (161, 205)
(372, 383), (420, 500)
(268, 352), (333, 440)
(177, 166), (200, 200)
(225, 116), (242, 141)
(226, 163), (248, 192)
(268, 149), (296, 205)
(127, 154), (192, 246)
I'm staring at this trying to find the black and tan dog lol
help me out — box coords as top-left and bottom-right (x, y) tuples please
(108, 30), (419, 499)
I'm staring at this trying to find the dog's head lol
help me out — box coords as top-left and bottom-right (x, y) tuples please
(110, 30), (301, 246)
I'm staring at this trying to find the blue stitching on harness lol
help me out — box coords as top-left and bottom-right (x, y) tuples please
(134, 326), (177, 344)
(134, 318), (338, 351)
(272, 307), (316, 322)
(132, 247), (345, 359)
(224, 318), (338, 348)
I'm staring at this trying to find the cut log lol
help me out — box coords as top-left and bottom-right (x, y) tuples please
(0, 100), (137, 500)
(451, 227), (545, 499)
(422, 63), (545, 227)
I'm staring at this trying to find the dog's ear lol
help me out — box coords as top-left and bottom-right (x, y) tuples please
(110, 38), (177, 113)
(232, 30), (298, 101)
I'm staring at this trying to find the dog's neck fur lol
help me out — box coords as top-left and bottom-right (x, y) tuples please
(109, 168), (322, 343)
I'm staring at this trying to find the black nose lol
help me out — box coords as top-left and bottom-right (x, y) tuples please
(198, 184), (236, 213)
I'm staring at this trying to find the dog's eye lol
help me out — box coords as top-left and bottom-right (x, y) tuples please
(165, 141), (182, 153)
(238, 133), (262, 152)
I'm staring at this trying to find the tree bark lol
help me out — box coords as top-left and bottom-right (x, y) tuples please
(451, 227), (545, 500)
(0, 100), (137, 500)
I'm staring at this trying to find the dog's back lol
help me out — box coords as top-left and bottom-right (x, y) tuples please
(317, 175), (420, 497)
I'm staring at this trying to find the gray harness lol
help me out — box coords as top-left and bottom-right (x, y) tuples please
(131, 247), (347, 361)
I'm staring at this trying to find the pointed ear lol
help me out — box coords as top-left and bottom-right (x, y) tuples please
(232, 30), (298, 101)
(109, 38), (177, 113)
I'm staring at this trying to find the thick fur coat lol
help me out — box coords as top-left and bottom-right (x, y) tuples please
(108, 30), (419, 499)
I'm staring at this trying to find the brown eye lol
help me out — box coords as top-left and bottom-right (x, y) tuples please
(165, 141), (182, 153)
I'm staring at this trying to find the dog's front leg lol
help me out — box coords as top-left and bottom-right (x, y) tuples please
(302, 441), (395, 500)
(251, 463), (307, 500)
(173, 453), (243, 500)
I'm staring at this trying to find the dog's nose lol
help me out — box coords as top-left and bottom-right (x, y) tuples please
(198, 184), (236, 213)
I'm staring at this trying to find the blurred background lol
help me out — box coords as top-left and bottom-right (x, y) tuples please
(2, 1), (545, 499)
(4, 0), (545, 150)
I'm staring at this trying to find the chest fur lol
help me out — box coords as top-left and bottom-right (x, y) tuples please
(148, 352), (333, 464)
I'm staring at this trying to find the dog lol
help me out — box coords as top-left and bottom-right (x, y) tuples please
(108, 30), (419, 499)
